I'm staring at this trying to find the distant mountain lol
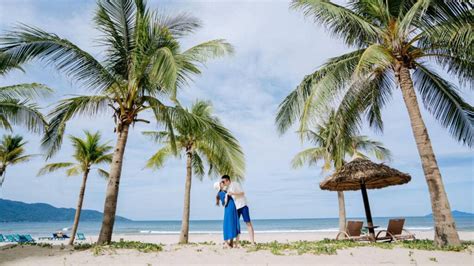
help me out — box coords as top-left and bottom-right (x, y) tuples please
(425, 210), (474, 218)
(0, 198), (131, 222)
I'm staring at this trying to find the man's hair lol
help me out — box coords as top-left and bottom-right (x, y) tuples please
(221, 175), (231, 181)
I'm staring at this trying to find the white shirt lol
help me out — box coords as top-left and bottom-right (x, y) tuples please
(227, 182), (247, 210)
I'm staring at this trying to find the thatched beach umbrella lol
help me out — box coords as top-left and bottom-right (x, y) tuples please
(320, 158), (411, 240)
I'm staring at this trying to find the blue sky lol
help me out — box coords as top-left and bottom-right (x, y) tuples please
(0, 0), (472, 221)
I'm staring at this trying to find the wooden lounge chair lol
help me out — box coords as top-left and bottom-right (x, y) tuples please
(376, 218), (416, 242)
(336, 221), (370, 241)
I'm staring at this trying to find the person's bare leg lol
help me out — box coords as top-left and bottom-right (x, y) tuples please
(246, 222), (255, 244)
(224, 240), (232, 249)
(234, 235), (240, 248)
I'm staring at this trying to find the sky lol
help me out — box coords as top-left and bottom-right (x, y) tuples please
(0, 0), (472, 221)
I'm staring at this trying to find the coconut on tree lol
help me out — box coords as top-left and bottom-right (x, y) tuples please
(276, 0), (473, 246)
(0, 0), (233, 244)
(0, 135), (35, 187)
(292, 112), (391, 232)
(143, 100), (245, 244)
(37, 131), (112, 245)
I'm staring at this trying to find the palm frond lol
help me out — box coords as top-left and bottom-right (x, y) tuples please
(155, 12), (201, 38)
(191, 152), (205, 180)
(10, 154), (36, 164)
(95, 153), (113, 164)
(65, 165), (82, 177)
(352, 135), (392, 161)
(94, 0), (136, 78)
(275, 49), (364, 134)
(353, 44), (393, 79)
(413, 63), (474, 147)
(37, 162), (75, 176)
(41, 95), (111, 158)
(145, 146), (173, 170)
(97, 168), (110, 179)
(397, 0), (430, 37)
(0, 98), (48, 133)
(291, 0), (382, 47)
(142, 131), (171, 142)
(291, 147), (327, 169)
(0, 83), (52, 99)
(142, 96), (177, 153)
(0, 24), (117, 92)
(182, 40), (234, 65)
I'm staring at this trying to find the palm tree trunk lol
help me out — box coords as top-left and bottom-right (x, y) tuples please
(0, 164), (6, 187)
(337, 191), (346, 232)
(179, 149), (193, 244)
(395, 64), (460, 247)
(97, 123), (130, 244)
(68, 168), (90, 245)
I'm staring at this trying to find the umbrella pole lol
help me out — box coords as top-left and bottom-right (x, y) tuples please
(360, 182), (375, 241)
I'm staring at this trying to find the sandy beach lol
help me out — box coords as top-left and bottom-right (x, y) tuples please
(1, 231), (473, 265)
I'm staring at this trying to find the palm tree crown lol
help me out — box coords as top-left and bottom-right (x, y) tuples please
(37, 131), (113, 178)
(292, 113), (391, 172)
(0, 135), (34, 187)
(0, 0), (233, 157)
(277, 0), (473, 144)
(144, 100), (245, 179)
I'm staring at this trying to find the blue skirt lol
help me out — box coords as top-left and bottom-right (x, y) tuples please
(219, 191), (240, 241)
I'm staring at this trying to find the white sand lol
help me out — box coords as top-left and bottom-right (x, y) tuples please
(1, 231), (473, 265)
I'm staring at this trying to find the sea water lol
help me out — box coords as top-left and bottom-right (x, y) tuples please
(1, 217), (473, 237)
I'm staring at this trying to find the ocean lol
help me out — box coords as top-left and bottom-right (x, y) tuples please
(0, 217), (474, 237)
(1, 217), (473, 237)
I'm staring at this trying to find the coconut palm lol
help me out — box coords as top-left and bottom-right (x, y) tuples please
(143, 100), (245, 244)
(276, 0), (473, 246)
(292, 112), (391, 232)
(0, 0), (233, 244)
(0, 135), (35, 187)
(0, 54), (50, 133)
(37, 131), (112, 245)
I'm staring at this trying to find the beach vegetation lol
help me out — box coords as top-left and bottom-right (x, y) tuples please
(245, 239), (474, 255)
(74, 241), (163, 255)
(143, 100), (245, 244)
(277, 0), (473, 247)
(0, 0), (233, 244)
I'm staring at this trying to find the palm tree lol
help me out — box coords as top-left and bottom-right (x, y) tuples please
(0, 53), (50, 133)
(292, 112), (391, 232)
(0, 135), (34, 187)
(0, 0), (233, 244)
(143, 100), (245, 244)
(38, 131), (112, 245)
(276, 0), (472, 246)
